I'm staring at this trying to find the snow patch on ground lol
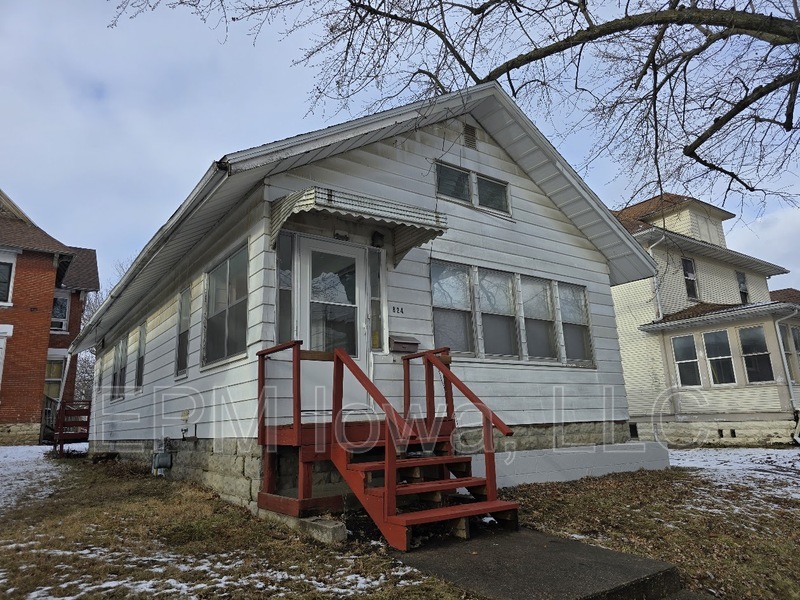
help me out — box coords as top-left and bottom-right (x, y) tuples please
(670, 447), (800, 500)
(0, 446), (60, 512)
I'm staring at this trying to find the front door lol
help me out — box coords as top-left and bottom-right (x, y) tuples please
(298, 237), (371, 416)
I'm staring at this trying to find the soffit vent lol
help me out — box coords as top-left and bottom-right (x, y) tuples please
(463, 123), (477, 150)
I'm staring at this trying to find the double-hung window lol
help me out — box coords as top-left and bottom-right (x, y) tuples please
(0, 261), (13, 303)
(521, 277), (557, 360)
(672, 335), (701, 386)
(559, 283), (592, 362)
(176, 288), (191, 375)
(51, 290), (70, 331)
(44, 359), (65, 400)
(111, 338), (128, 399)
(780, 325), (798, 383)
(435, 163), (509, 213)
(277, 233), (294, 344)
(479, 269), (518, 357)
(135, 322), (146, 389)
(431, 262), (474, 353)
(736, 271), (749, 304)
(739, 326), (774, 383)
(703, 330), (735, 384)
(205, 247), (248, 364)
(682, 258), (698, 300)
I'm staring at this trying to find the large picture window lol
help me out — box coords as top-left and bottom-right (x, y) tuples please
(739, 326), (774, 383)
(431, 261), (592, 364)
(703, 330), (736, 384)
(672, 335), (701, 386)
(204, 247), (248, 364)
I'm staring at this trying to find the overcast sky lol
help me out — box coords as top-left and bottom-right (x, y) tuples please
(1, 1), (798, 292)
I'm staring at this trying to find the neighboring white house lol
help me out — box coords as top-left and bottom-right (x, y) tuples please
(612, 194), (800, 446)
(72, 83), (662, 522)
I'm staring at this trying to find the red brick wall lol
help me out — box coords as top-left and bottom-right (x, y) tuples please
(0, 251), (57, 424)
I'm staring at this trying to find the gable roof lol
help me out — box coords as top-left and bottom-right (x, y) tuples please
(771, 288), (800, 304)
(71, 82), (656, 353)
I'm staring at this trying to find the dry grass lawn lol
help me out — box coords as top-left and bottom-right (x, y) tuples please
(0, 456), (469, 598)
(502, 466), (800, 599)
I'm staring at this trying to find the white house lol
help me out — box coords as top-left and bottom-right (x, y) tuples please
(73, 83), (661, 548)
(612, 194), (800, 446)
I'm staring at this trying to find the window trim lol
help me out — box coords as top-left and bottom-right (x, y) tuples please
(702, 329), (737, 386)
(671, 334), (702, 387)
(202, 246), (249, 366)
(435, 161), (511, 215)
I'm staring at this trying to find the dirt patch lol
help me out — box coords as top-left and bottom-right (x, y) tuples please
(501, 466), (800, 598)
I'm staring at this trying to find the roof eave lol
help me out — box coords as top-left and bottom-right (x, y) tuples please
(639, 302), (800, 332)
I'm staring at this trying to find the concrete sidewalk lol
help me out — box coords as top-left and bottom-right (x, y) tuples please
(396, 528), (706, 599)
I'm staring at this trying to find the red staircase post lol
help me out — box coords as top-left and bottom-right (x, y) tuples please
(403, 358), (411, 419)
(384, 419), (397, 518)
(292, 342), (302, 447)
(483, 415), (498, 501)
(424, 356), (435, 432)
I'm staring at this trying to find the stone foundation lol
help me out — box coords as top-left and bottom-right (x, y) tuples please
(631, 419), (797, 447)
(454, 421), (630, 453)
(0, 422), (42, 445)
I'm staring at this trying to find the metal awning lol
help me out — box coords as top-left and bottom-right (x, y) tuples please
(270, 186), (447, 265)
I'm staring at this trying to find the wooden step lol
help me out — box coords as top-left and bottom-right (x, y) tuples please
(347, 454), (471, 472)
(341, 436), (450, 453)
(365, 476), (487, 497)
(387, 500), (519, 526)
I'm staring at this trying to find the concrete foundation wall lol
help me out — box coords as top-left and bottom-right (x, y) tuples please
(455, 422), (630, 453)
(471, 442), (670, 487)
(633, 419), (796, 447)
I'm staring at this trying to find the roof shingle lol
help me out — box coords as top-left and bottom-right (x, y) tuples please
(62, 247), (100, 291)
(770, 288), (800, 304)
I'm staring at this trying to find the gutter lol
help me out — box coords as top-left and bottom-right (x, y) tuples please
(773, 308), (800, 444)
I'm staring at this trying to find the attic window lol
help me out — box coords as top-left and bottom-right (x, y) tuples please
(463, 124), (477, 150)
(736, 271), (748, 304)
(682, 258), (698, 300)
(435, 162), (510, 214)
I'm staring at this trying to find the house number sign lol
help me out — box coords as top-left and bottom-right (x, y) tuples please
(391, 306), (405, 314)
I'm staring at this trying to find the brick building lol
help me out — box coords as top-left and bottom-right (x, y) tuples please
(0, 189), (99, 444)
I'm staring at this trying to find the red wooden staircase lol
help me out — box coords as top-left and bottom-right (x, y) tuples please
(257, 342), (518, 551)
(52, 401), (91, 457)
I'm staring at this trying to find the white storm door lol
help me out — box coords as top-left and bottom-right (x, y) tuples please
(298, 237), (371, 416)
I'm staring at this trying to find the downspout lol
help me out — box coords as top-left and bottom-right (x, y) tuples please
(774, 308), (800, 444)
(648, 235), (667, 321)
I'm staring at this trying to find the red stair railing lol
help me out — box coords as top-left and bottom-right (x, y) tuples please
(332, 348), (417, 519)
(402, 349), (513, 502)
(257, 340), (303, 447)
